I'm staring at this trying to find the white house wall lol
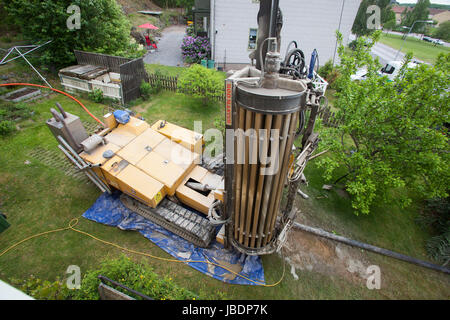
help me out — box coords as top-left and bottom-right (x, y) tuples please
(211, 0), (361, 66)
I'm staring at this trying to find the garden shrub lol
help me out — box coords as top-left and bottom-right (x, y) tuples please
(177, 64), (223, 105)
(9, 276), (70, 300)
(318, 60), (341, 90)
(0, 120), (16, 135)
(140, 81), (152, 101)
(72, 256), (202, 300)
(88, 88), (104, 103)
(417, 198), (450, 264)
(0, 102), (34, 135)
(10, 256), (210, 300)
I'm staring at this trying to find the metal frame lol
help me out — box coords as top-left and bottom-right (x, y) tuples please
(56, 135), (112, 194)
(0, 40), (53, 88)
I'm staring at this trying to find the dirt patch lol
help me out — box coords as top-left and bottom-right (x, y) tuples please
(335, 187), (350, 199)
(5, 88), (40, 100)
(134, 101), (154, 114)
(283, 228), (373, 284)
(117, 0), (161, 14)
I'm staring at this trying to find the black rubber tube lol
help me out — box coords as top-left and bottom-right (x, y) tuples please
(292, 222), (450, 275)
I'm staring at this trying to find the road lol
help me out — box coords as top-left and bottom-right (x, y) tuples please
(370, 42), (407, 66)
(143, 25), (186, 66)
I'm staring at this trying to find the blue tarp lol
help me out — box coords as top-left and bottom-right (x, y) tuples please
(82, 192), (265, 286)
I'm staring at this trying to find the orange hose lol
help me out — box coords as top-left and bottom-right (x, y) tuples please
(0, 83), (105, 126)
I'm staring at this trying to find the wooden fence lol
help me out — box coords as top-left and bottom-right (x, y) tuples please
(318, 107), (342, 128)
(146, 73), (342, 126)
(121, 58), (149, 104)
(74, 50), (147, 104)
(147, 73), (225, 102)
(74, 50), (131, 74)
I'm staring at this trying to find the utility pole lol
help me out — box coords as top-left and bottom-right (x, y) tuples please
(394, 20), (433, 60)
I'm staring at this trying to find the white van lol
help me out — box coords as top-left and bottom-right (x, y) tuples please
(351, 60), (420, 82)
(380, 60), (420, 81)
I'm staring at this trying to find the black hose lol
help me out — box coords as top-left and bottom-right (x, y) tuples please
(292, 222), (450, 275)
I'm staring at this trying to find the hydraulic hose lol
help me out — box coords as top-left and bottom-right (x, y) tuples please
(0, 83), (105, 127)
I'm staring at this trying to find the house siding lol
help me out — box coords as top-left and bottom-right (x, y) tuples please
(211, 0), (361, 67)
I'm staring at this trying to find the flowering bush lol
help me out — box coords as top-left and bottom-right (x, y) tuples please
(181, 35), (211, 64)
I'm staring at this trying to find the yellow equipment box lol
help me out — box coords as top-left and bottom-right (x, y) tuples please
(136, 150), (189, 196)
(176, 165), (224, 215)
(117, 128), (166, 165)
(79, 116), (220, 212)
(151, 120), (203, 154)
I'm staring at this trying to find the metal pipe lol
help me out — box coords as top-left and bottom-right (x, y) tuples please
(263, 113), (292, 246)
(58, 145), (107, 193)
(57, 135), (111, 194)
(55, 102), (68, 119)
(292, 222), (450, 275)
(244, 112), (262, 247)
(14, 47), (52, 88)
(238, 109), (253, 244)
(256, 114), (282, 247)
(233, 107), (245, 240)
(250, 114), (272, 248)
(268, 111), (298, 243)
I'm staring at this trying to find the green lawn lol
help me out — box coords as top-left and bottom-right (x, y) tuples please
(0, 86), (449, 299)
(145, 64), (186, 77)
(379, 33), (450, 64)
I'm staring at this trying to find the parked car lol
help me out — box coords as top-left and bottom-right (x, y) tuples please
(380, 60), (420, 82)
(351, 60), (420, 82)
(423, 36), (433, 42)
(433, 39), (444, 45)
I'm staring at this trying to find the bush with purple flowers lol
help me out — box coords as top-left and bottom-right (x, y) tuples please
(181, 35), (211, 64)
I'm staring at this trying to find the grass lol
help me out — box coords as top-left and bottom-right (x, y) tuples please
(145, 64), (186, 77)
(379, 33), (450, 64)
(0, 81), (449, 299)
(134, 91), (223, 131)
(296, 160), (450, 299)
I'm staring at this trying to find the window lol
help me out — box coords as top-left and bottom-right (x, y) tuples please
(382, 64), (395, 75)
(248, 28), (258, 50)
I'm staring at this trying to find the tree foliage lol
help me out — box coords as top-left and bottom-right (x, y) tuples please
(316, 31), (449, 215)
(4, 0), (144, 68)
(177, 64), (223, 105)
(352, 0), (396, 36)
(402, 0), (431, 33)
(433, 21), (450, 42)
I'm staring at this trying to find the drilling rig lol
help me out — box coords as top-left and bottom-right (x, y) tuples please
(46, 0), (325, 256)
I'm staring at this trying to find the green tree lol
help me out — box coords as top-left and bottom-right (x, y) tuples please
(402, 0), (431, 33)
(4, 0), (143, 68)
(316, 31), (449, 215)
(433, 21), (450, 41)
(352, 0), (396, 36)
(177, 64), (223, 105)
(352, 0), (373, 37)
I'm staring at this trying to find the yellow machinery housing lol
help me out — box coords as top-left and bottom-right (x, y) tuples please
(48, 108), (226, 247)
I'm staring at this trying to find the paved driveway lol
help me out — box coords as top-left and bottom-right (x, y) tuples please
(143, 25), (186, 66)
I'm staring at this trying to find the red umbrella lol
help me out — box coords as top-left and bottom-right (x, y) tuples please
(138, 23), (159, 30)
